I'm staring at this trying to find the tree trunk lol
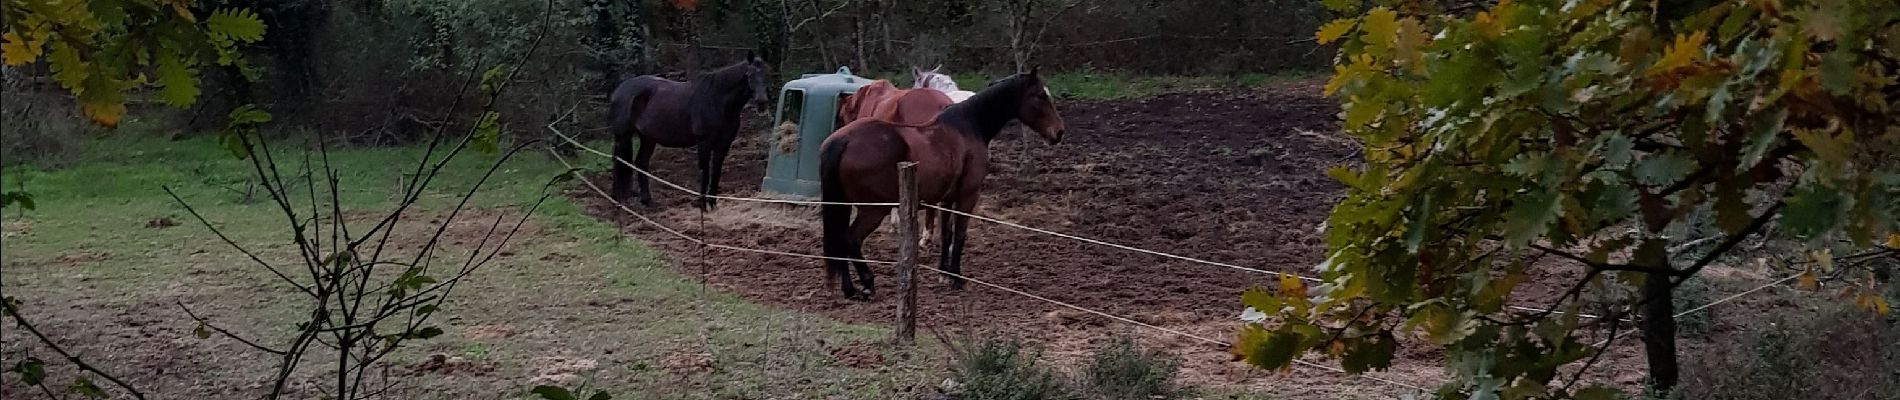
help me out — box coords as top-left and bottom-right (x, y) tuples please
(880, 0), (895, 68)
(1640, 270), (1680, 394)
(853, 0), (867, 70)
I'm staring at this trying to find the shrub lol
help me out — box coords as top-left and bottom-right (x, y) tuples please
(1672, 276), (1716, 337)
(1079, 337), (1180, 400)
(1680, 302), (1897, 400)
(954, 339), (1073, 400)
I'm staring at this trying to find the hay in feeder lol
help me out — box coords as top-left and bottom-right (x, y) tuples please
(774, 121), (800, 154)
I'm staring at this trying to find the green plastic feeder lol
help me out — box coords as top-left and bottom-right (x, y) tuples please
(760, 67), (873, 199)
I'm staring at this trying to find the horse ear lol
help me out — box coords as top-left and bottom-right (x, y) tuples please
(1028, 65), (1040, 77)
(932, 64), (943, 73)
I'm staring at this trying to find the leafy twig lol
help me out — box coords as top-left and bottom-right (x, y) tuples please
(1, 301), (148, 400)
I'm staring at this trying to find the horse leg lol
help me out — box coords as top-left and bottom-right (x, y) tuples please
(704, 139), (732, 210)
(848, 206), (891, 299)
(822, 203), (861, 300)
(693, 141), (714, 210)
(633, 139), (656, 207)
(919, 208), (937, 250)
(936, 202), (958, 286)
(943, 197), (977, 290)
(610, 126), (635, 203)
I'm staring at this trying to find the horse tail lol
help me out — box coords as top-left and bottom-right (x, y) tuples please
(608, 79), (647, 201)
(818, 135), (854, 272)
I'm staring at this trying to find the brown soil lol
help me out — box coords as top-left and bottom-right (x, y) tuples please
(566, 83), (1480, 396)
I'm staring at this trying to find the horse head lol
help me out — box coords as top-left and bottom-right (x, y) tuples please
(840, 80), (896, 122)
(744, 51), (770, 110)
(1013, 67), (1065, 145)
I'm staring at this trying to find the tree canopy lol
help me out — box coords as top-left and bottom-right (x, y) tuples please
(1237, 0), (1899, 397)
(3, 0), (265, 126)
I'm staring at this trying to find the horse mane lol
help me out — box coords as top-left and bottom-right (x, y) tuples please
(694, 59), (753, 90)
(687, 59), (757, 118)
(934, 74), (1036, 142)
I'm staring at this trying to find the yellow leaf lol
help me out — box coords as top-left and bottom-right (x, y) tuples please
(1278, 273), (1306, 296)
(1317, 18), (1358, 45)
(171, 3), (197, 23)
(1797, 270), (1818, 290)
(2, 31), (45, 65)
(1395, 18), (1428, 72)
(1791, 127), (1850, 165)
(1473, 11), (1504, 39)
(82, 100), (126, 127)
(1647, 30), (1709, 77)
(1876, 296), (1892, 316)
(78, 74), (126, 128)
(1361, 8), (1399, 57)
(1884, 232), (1898, 248)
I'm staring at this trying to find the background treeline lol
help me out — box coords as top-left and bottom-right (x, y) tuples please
(3, 0), (1329, 163)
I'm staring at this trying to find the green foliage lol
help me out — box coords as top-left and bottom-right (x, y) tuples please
(220, 104), (271, 160)
(12, 357), (47, 385)
(1, 0), (266, 126)
(1079, 337), (1182, 400)
(955, 339), (1073, 400)
(1672, 276), (1715, 337)
(1, 190), (35, 209)
(1241, 0), (1900, 397)
(383, 0), (563, 72)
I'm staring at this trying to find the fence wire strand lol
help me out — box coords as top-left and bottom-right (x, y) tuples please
(554, 148), (897, 266)
(547, 124), (1839, 394)
(1589, 273), (1804, 348)
(553, 150), (702, 243)
(554, 146), (1425, 392)
(922, 204), (1608, 319)
(550, 129), (897, 207)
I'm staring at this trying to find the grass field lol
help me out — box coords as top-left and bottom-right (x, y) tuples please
(0, 130), (943, 399)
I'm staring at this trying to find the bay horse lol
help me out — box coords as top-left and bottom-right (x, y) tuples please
(818, 68), (1066, 300)
(838, 80), (953, 125)
(609, 53), (770, 210)
(837, 79), (957, 249)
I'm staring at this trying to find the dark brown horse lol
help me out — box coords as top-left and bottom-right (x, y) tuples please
(818, 69), (1067, 300)
(609, 53), (770, 210)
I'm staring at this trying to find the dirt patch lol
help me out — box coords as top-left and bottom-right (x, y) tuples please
(406, 354), (497, 376)
(657, 351), (715, 375)
(828, 341), (885, 369)
(54, 250), (111, 266)
(565, 83), (1615, 396)
(463, 324), (517, 340)
(529, 355), (601, 385)
(1, 219), (29, 238)
(146, 217), (179, 229)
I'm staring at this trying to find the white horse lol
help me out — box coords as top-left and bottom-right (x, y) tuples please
(911, 65), (975, 103)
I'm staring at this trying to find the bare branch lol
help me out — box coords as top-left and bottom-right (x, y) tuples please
(176, 302), (288, 355)
(1, 301), (149, 400)
(163, 186), (314, 295)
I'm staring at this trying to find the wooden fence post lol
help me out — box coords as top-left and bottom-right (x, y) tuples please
(895, 161), (919, 344)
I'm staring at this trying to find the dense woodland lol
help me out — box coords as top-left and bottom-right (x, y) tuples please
(3, 0), (1329, 160)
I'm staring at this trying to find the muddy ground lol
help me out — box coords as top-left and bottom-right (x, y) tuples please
(571, 82), (1505, 397)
